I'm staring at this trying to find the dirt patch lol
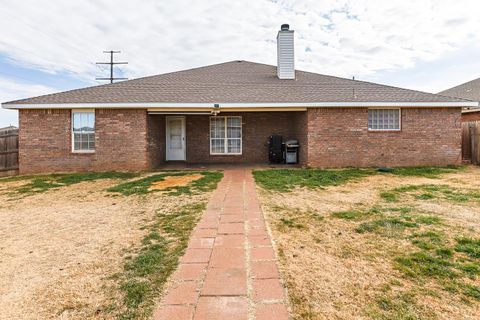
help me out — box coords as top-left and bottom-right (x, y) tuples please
(0, 179), (29, 195)
(149, 173), (203, 190)
(257, 166), (480, 320)
(0, 175), (211, 320)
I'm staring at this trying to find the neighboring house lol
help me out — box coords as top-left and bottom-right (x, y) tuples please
(0, 126), (18, 135)
(439, 78), (480, 122)
(461, 109), (480, 122)
(2, 25), (477, 174)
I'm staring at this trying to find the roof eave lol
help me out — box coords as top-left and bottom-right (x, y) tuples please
(2, 101), (478, 110)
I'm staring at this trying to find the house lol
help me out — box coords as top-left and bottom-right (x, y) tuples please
(2, 25), (477, 174)
(461, 109), (480, 122)
(439, 78), (480, 122)
(0, 125), (18, 135)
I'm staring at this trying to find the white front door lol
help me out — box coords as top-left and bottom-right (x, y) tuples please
(166, 116), (186, 161)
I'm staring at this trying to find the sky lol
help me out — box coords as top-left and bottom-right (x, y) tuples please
(1, 0), (480, 127)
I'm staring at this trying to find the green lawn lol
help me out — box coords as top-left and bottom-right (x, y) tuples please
(253, 168), (376, 192)
(5, 172), (138, 197)
(253, 166), (464, 192)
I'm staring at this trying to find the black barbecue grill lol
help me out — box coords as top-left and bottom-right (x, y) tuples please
(268, 135), (283, 163)
(268, 135), (300, 164)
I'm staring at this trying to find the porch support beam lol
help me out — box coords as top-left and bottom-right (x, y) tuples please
(147, 107), (307, 113)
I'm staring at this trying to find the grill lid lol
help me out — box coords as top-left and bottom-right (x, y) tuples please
(285, 139), (299, 147)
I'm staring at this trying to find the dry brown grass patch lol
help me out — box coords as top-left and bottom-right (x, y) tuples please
(257, 166), (480, 320)
(0, 173), (213, 319)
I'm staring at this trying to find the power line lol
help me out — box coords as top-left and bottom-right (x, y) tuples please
(0, 11), (134, 86)
(96, 51), (128, 84)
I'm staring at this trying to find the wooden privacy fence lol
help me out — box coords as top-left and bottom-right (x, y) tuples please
(462, 121), (480, 165)
(0, 127), (19, 175)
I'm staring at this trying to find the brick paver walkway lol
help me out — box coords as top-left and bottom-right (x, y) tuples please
(153, 169), (289, 320)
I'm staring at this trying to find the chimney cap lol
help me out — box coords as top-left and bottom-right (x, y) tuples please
(280, 24), (290, 31)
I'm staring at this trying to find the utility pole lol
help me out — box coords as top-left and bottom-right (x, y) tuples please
(96, 50), (128, 83)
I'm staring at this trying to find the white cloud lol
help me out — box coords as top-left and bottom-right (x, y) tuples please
(0, 78), (55, 102)
(1, 0), (480, 79)
(0, 0), (479, 105)
(0, 78), (56, 127)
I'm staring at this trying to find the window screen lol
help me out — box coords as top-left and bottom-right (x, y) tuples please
(368, 109), (400, 130)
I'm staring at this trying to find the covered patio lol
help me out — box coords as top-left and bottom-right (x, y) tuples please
(147, 111), (307, 168)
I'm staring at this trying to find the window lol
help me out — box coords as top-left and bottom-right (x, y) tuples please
(368, 109), (401, 131)
(72, 111), (95, 152)
(210, 116), (242, 154)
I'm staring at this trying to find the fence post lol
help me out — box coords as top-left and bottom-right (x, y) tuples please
(471, 123), (475, 164)
(475, 122), (480, 165)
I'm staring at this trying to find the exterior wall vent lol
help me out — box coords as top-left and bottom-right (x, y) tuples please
(277, 24), (295, 80)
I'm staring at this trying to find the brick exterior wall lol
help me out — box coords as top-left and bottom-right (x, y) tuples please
(19, 109), (148, 174)
(147, 114), (166, 167)
(462, 111), (480, 122)
(306, 107), (462, 168)
(292, 111), (308, 166)
(18, 107), (461, 174)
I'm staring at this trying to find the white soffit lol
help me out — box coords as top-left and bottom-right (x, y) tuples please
(2, 101), (478, 109)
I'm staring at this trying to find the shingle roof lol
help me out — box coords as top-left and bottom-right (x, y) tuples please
(3, 60), (469, 105)
(438, 78), (480, 102)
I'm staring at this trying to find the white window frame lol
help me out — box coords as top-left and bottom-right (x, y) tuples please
(71, 109), (95, 153)
(368, 108), (401, 131)
(209, 116), (242, 155)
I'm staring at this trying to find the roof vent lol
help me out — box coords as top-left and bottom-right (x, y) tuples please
(277, 24), (295, 80)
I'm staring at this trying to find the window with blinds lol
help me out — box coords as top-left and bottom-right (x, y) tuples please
(210, 116), (242, 154)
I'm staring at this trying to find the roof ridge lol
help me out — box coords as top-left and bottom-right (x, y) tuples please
(239, 61), (470, 102)
(438, 77), (480, 94)
(432, 92), (475, 102)
(3, 60), (245, 105)
(122, 60), (248, 81)
(294, 68), (471, 101)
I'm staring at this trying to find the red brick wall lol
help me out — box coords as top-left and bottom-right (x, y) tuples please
(462, 111), (480, 122)
(306, 107), (462, 168)
(18, 107), (462, 173)
(147, 114), (166, 167)
(19, 109), (148, 174)
(292, 111), (308, 166)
